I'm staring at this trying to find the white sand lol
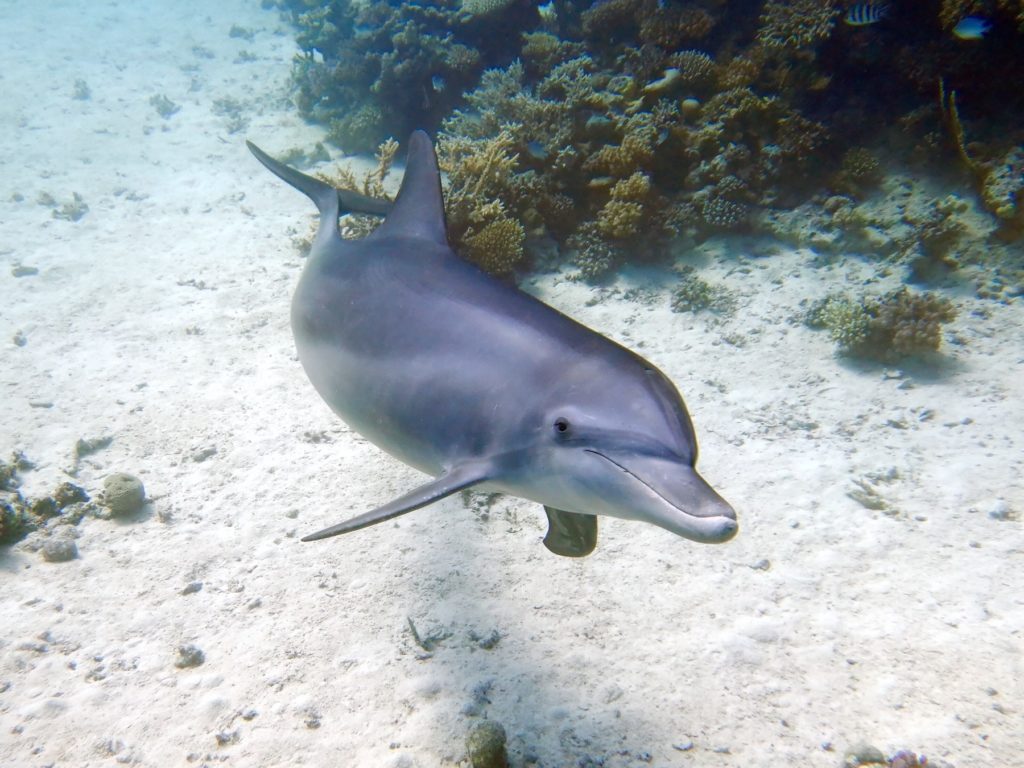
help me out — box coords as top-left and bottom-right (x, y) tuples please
(1, 1), (1022, 766)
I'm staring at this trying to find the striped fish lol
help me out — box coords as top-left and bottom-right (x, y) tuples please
(844, 3), (887, 25)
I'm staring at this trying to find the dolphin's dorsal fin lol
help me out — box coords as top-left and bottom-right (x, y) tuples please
(373, 130), (448, 245)
(301, 461), (490, 542)
(543, 507), (598, 557)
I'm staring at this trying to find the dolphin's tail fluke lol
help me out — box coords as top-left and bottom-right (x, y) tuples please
(246, 141), (392, 247)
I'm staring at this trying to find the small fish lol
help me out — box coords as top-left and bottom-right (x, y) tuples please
(844, 3), (887, 25)
(525, 141), (548, 161)
(431, 75), (446, 93)
(953, 16), (991, 39)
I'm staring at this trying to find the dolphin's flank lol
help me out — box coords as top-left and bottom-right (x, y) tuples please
(247, 131), (737, 557)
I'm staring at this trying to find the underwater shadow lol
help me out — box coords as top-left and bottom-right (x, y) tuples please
(398, 491), (661, 767)
(834, 350), (967, 383)
(0, 546), (28, 575)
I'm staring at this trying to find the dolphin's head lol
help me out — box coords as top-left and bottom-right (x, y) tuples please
(508, 356), (737, 545)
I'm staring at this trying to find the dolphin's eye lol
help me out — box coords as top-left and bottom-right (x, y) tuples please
(553, 417), (570, 435)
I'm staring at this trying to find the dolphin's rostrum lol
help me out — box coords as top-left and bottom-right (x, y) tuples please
(247, 132), (737, 557)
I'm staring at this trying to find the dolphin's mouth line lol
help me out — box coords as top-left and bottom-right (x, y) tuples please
(583, 448), (709, 520)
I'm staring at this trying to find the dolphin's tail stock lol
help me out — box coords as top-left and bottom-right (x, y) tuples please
(245, 141), (392, 248)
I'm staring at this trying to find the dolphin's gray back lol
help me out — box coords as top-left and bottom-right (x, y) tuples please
(292, 230), (649, 476)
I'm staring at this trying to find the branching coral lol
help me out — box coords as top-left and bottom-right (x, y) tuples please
(580, 0), (643, 41)
(437, 131), (528, 275)
(670, 266), (738, 315)
(639, 5), (716, 47)
(596, 173), (652, 239)
(584, 131), (656, 177)
(831, 147), (883, 197)
(316, 138), (399, 239)
(440, 56), (670, 256)
(276, 0), (1024, 283)
(567, 221), (623, 281)
(521, 31), (584, 76)
(280, 0), (537, 153)
(460, 0), (517, 19)
(462, 214), (526, 276)
(665, 50), (717, 91)
(875, 288), (958, 357)
(807, 289), (957, 360)
(980, 147), (1024, 229)
(939, 80), (1024, 239)
(756, 0), (839, 50)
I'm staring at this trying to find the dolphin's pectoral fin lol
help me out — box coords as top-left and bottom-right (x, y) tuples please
(301, 463), (489, 542)
(542, 507), (598, 558)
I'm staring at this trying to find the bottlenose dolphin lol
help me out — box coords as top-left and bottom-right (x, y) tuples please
(247, 132), (737, 557)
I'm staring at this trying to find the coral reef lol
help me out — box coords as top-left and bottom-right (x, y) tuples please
(807, 288), (957, 361)
(437, 130), (527, 276)
(831, 148), (883, 198)
(670, 266), (737, 316)
(317, 138), (399, 239)
(276, 0), (1024, 277)
(566, 222), (622, 281)
(275, 0), (538, 153)
(757, 0), (839, 50)
(596, 173), (652, 239)
(979, 146), (1024, 237)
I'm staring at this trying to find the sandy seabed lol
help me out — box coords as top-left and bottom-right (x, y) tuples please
(1, 1), (1022, 767)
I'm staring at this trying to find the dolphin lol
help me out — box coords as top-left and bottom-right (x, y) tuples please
(247, 132), (737, 557)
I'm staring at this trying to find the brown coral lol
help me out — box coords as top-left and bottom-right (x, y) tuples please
(595, 173), (652, 239)
(678, 7), (717, 40)
(447, 43), (481, 74)
(831, 147), (883, 196)
(520, 32), (584, 76)
(316, 138), (399, 240)
(701, 196), (748, 230)
(718, 55), (761, 90)
(666, 51), (717, 89)
(459, 0), (516, 18)
(596, 200), (646, 239)
(639, 5), (716, 47)
(812, 288), (958, 360)
(939, 0), (985, 29)
(756, 0), (839, 49)
(874, 288), (957, 358)
(462, 215), (526, 276)
(581, 0), (643, 39)
(980, 146), (1024, 225)
(584, 132), (656, 177)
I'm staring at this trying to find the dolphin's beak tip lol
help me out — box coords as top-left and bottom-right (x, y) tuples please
(718, 517), (739, 542)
